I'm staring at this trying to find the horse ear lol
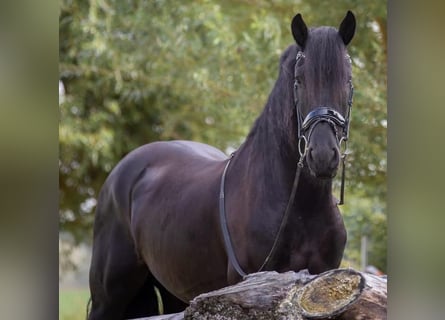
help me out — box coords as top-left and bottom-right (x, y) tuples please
(338, 11), (356, 46)
(291, 13), (308, 49)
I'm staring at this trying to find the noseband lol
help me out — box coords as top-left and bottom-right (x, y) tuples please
(219, 50), (354, 277)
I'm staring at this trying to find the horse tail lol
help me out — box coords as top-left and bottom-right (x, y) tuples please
(85, 296), (92, 320)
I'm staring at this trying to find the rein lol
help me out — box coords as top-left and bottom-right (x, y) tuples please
(219, 152), (306, 277)
(219, 50), (353, 278)
(218, 153), (246, 277)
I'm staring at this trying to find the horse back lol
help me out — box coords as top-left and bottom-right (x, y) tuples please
(95, 140), (226, 226)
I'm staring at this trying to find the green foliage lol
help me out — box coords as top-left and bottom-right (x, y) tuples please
(342, 193), (387, 272)
(59, 0), (386, 271)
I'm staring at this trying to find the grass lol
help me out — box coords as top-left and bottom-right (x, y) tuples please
(59, 288), (90, 320)
(59, 286), (164, 319)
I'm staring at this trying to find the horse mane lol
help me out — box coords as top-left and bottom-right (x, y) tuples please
(304, 27), (350, 106)
(244, 44), (299, 159)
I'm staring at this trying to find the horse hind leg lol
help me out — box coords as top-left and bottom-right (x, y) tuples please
(88, 220), (159, 320)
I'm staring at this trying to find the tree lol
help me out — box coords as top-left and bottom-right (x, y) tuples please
(59, 0), (387, 271)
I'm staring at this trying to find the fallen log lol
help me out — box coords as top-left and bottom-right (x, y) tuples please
(134, 268), (387, 320)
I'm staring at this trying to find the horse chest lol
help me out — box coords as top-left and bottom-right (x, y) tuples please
(286, 214), (346, 273)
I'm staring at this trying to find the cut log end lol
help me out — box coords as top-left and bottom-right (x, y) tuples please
(139, 268), (386, 320)
(296, 269), (365, 319)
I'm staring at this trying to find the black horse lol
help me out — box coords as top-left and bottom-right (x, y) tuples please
(88, 11), (356, 320)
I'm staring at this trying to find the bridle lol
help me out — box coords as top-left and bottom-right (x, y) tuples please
(219, 50), (354, 278)
(294, 50), (353, 204)
(294, 51), (353, 159)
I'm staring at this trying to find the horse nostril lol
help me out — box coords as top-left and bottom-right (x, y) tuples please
(332, 148), (338, 160)
(331, 148), (340, 166)
(307, 148), (314, 161)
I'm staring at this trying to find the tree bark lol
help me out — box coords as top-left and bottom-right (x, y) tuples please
(134, 268), (386, 320)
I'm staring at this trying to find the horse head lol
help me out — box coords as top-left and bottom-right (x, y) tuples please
(291, 11), (355, 179)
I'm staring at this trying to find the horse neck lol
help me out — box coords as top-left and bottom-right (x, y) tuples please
(295, 170), (334, 210)
(233, 81), (297, 186)
(229, 75), (334, 212)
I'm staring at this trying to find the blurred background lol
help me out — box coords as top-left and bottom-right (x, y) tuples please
(59, 0), (386, 319)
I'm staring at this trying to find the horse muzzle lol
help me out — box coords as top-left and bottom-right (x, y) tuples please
(303, 119), (342, 179)
(298, 107), (346, 179)
(306, 144), (340, 179)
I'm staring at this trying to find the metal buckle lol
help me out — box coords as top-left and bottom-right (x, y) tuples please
(298, 136), (308, 158)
